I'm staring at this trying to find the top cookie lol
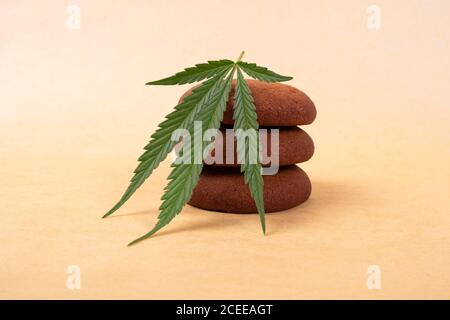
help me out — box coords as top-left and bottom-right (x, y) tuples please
(179, 79), (316, 126)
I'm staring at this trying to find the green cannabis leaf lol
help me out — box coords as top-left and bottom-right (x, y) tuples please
(237, 61), (292, 82)
(104, 51), (293, 244)
(103, 66), (233, 218)
(233, 67), (266, 234)
(146, 60), (234, 85)
(128, 71), (235, 245)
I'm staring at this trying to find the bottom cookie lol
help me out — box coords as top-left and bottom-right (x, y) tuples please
(188, 165), (311, 213)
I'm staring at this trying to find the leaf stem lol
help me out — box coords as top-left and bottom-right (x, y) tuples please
(236, 51), (245, 63)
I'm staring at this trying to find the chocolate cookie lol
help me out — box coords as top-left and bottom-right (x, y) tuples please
(205, 126), (314, 166)
(188, 165), (311, 213)
(179, 80), (317, 126)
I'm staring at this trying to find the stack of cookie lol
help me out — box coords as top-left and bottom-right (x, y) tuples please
(180, 80), (316, 213)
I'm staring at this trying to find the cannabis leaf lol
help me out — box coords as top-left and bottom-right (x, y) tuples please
(128, 69), (235, 245)
(147, 60), (234, 85)
(103, 66), (233, 218)
(237, 61), (292, 83)
(104, 51), (293, 244)
(233, 68), (266, 233)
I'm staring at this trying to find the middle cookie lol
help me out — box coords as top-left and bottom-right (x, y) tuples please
(204, 126), (314, 167)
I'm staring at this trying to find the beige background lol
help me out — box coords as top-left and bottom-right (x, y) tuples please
(1, 0), (449, 299)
